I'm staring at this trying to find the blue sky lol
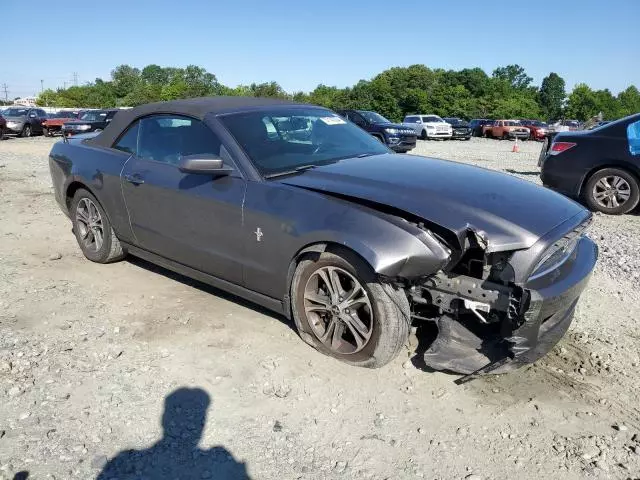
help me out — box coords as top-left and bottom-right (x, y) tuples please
(2, 0), (638, 98)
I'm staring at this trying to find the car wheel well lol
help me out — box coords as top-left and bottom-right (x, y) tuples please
(282, 242), (376, 320)
(65, 181), (94, 210)
(579, 164), (640, 197)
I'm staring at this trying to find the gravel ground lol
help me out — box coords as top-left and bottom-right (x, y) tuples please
(1, 136), (639, 480)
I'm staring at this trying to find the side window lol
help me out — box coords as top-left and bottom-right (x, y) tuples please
(113, 121), (140, 155)
(137, 115), (222, 165)
(628, 120), (640, 156)
(405, 117), (415, 123)
(37, 109), (47, 117)
(350, 113), (366, 126)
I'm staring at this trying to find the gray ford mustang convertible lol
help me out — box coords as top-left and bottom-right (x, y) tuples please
(49, 97), (598, 376)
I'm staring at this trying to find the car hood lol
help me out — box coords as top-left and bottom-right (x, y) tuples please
(279, 154), (585, 252)
(423, 121), (451, 127)
(376, 122), (414, 130)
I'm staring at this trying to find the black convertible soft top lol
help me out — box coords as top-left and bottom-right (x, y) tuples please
(87, 96), (302, 148)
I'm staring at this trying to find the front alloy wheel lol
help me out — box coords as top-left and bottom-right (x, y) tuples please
(291, 249), (410, 368)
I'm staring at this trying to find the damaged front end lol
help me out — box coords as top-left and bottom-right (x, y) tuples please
(405, 214), (598, 377)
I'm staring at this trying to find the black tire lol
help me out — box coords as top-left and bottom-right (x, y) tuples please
(420, 129), (428, 140)
(0, 127), (4, 140)
(20, 124), (32, 138)
(70, 188), (127, 263)
(484, 130), (491, 139)
(42, 127), (50, 137)
(291, 249), (410, 368)
(583, 168), (640, 215)
(502, 132), (509, 140)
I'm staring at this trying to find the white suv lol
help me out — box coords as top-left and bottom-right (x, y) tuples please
(403, 114), (452, 140)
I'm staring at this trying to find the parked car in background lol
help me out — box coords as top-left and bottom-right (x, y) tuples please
(540, 113), (640, 215)
(336, 109), (417, 152)
(0, 112), (6, 140)
(520, 120), (549, 141)
(403, 114), (452, 140)
(443, 118), (472, 140)
(48, 96), (597, 375)
(62, 109), (119, 136)
(43, 110), (84, 136)
(483, 120), (530, 140)
(469, 119), (493, 137)
(1, 107), (47, 137)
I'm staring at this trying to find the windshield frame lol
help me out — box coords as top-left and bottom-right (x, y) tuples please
(218, 106), (391, 179)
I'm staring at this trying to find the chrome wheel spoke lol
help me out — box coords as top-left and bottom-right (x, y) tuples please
(328, 267), (346, 299)
(319, 317), (337, 343)
(316, 269), (337, 302)
(340, 314), (368, 349)
(93, 227), (103, 251)
(331, 322), (345, 350)
(617, 189), (631, 200)
(594, 191), (608, 200)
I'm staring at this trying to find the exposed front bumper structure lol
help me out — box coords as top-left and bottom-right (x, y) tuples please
(422, 235), (598, 374)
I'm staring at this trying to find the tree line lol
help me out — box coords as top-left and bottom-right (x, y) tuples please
(36, 63), (640, 123)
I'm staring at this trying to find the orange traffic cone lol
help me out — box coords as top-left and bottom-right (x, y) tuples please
(512, 137), (520, 153)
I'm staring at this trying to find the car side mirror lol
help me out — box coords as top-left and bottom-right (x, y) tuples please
(178, 154), (234, 176)
(416, 120), (422, 124)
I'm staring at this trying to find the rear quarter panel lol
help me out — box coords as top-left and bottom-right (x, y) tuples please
(49, 140), (134, 243)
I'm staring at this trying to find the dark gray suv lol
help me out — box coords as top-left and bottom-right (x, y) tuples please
(2, 107), (47, 137)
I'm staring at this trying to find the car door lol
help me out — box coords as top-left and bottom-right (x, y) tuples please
(119, 114), (246, 284)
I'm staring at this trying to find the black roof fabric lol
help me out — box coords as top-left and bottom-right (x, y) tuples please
(87, 96), (302, 148)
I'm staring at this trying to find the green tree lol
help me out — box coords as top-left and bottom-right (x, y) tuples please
(492, 64), (533, 90)
(539, 73), (566, 120)
(565, 83), (599, 120)
(617, 86), (640, 117)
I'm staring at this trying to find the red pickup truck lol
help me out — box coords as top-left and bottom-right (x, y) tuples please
(42, 110), (84, 136)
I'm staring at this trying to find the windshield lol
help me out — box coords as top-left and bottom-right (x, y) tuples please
(359, 111), (391, 124)
(422, 116), (443, 123)
(504, 121), (519, 126)
(80, 111), (108, 122)
(3, 108), (29, 116)
(221, 108), (390, 176)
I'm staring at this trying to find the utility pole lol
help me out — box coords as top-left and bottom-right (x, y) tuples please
(63, 81), (67, 90)
(73, 72), (78, 86)
(1, 83), (8, 102)
(40, 79), (44, 94)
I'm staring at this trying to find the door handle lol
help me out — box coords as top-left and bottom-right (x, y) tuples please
(124, 173), (145, 185)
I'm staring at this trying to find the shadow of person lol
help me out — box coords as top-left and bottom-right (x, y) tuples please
(97, 388), (251, 479)
(13, 472), (29, 480)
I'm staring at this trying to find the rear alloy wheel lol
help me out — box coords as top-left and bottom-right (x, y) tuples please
(20, 124), (32, 138)
(584, 168), (640, 215)
(291, 249), (410, 368)
(71, 189), (126, 263)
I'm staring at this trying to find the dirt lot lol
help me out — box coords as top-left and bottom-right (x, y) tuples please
(1, 136), (639, 480)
